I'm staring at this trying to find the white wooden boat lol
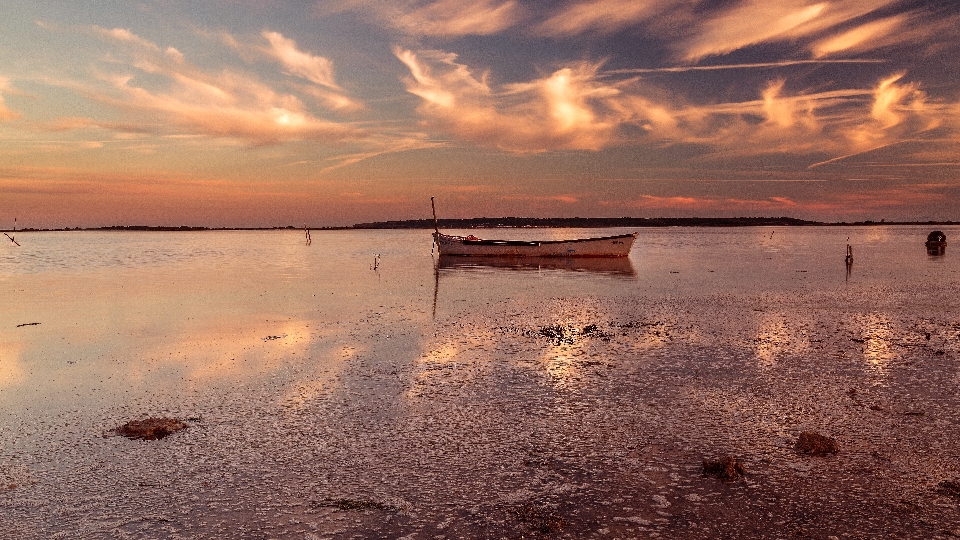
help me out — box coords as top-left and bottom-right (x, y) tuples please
(433, 231), (637, 257)
(428, 197), (637, 257)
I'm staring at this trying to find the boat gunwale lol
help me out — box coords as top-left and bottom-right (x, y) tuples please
(436, 232), (638, 245)
(433, 231), (638, 258)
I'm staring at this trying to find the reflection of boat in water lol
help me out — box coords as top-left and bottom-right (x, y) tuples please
(437, 255), (636, 276)
(433, 231), (638, 258)
(431, 250), (636, 319)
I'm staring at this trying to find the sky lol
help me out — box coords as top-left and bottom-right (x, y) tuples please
(1, 0), (959, 228)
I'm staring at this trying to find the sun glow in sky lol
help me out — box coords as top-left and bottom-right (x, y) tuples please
(1, 0), (959, 228)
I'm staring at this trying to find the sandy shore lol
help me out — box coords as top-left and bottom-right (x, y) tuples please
(2, 282), (959, 539)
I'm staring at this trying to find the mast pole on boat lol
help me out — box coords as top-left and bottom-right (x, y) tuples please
(430, 196), (439, 234)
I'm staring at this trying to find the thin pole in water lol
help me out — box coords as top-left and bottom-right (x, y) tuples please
(4, 217), (19, 246)
(430, 196), (439, 234)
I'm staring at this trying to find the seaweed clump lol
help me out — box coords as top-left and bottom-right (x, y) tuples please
(795, 431), (839, 455)
(937, 480), (960, 499)
(702, 456), (746, 481)
(511, 500), (567, 537)
(318, 498), (395, 511)
(539, 325), (576, 345)
(538, 323), (608, 345)
(113, 417), (187, 440)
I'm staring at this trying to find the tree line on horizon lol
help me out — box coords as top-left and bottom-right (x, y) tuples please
(4, 217), (957, 232)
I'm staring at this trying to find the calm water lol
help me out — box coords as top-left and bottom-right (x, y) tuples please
(2, 226), (959, 538)
(2, 225), (956, 413)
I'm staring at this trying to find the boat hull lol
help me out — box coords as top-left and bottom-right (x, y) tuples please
(433, 232), (637, 257)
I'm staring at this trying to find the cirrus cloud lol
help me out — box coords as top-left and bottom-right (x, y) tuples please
(395, 47), (620, 152)
(535, 0), (671, 37)
(65, 26), (371, 145)
(0, 77), (22, 121)
(328, 0), (520, 37)
(395, 46), (959, 168)
(261, 31), (339, 89)
(676, 0), (899, 62)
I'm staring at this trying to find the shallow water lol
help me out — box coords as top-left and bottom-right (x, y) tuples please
(1, 226), (959, 539)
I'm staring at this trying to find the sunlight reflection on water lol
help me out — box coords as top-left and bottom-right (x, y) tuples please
(0, 225), (957, 411)
(2, 226), (960, 538)
(854, 312), (897, 376)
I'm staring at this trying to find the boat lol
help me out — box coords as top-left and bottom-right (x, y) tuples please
(430, 198), (637, 258)
(433, 230), (637, 257)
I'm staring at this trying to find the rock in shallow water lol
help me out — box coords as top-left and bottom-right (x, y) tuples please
(794, 431), (839, 456)
(702, 456), (746, 481)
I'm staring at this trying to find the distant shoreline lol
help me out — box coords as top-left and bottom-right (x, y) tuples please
(2, 217), (957, 232)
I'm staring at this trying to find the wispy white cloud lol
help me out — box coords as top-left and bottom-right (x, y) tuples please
(258, 31), (363, 111)
(810, 11), (960, 58)
(395, 47), (620, 152)
(403, 0), (520, 36)
(62, 26), (370, 145)
(622, 194), (800, 211)
(396, 46), (959, 164)
(843, 73), (939, 148)
(92, 26), (162, 52)
(810, 15), (907, 58)
(501, 194), (579, 203)
(609, 186), (947, 217)
(604, 59), (885, 75)
(807, 73), (946, 167)
(536, 0), (670, 37)
(194, 28), (363, 112)
(677, 0), (898, 62)
(0, 77), (22, 121)
(334, 0), (520, 37)
(313, 135), (444, 174)
(261, 31), (339, 89)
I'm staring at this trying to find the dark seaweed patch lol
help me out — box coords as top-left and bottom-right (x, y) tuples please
(702, 456), (746, 481)
(112, 417), (188, 440)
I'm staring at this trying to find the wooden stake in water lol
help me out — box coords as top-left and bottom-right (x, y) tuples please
(4, 217), (19, 246)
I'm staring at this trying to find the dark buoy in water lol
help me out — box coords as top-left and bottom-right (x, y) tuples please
(926, 230), (946, 256)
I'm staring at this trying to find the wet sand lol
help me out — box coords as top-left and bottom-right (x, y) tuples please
(3, 282), (959, 539)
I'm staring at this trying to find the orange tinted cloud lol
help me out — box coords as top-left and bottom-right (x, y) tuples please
(626, 195), (797, 211)
(811, 15), (906, 58)
(396, 46), (959, 162)
(396, 48), (619, 152)
(823, 73), (941, 161)
(344, 0), (520, 37)
(0, 77), (22, 121)
(536, 0), (668, 37)
(610, 186), (944, 217)
(871, 73), (920, 129)
(261, 31), (339, 89)
(502, 194), (579, 204)
(678, 0), (897, 62)
(73, 27), (369, 145)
